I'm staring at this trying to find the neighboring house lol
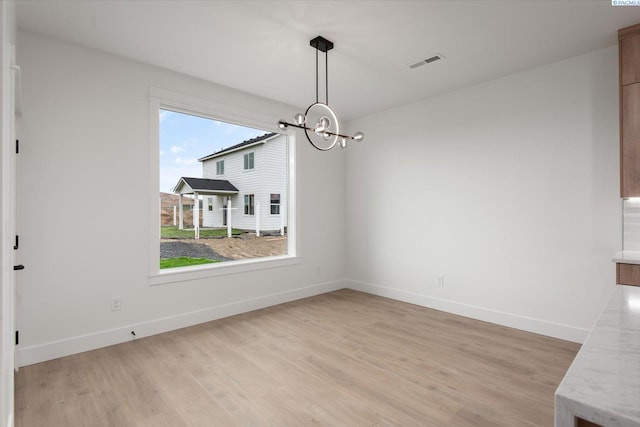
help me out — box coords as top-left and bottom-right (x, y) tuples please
(173, 133), (287, 233)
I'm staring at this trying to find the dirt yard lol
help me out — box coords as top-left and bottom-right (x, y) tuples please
(162, 234), (287, 260)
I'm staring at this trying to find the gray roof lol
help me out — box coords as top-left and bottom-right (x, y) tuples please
(174, 177), (238, 194)
(198, 133), (277, 162)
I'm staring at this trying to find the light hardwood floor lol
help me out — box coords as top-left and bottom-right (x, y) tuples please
(15, 289), (580, 426)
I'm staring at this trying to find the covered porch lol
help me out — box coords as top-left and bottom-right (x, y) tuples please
(173, 177), (239, 239)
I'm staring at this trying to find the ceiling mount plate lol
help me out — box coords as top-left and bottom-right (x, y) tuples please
(310, 36), (334, 52)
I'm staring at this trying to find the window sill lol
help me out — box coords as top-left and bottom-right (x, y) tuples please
(149, 255), (300, 286)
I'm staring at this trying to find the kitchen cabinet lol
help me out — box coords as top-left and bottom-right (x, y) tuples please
(619, 24), (640, 197)
(576, 418), (601, 427)
(617, 262), (640, 286)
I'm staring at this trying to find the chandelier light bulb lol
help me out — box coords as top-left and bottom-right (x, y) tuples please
(278, 121), (288, 130)
(340, 138), (348, 148)
(315, 116), (330, 134)
(319, 116), (330, 129)
(353, 131), (364, 142)
(294, 113), (305, 126)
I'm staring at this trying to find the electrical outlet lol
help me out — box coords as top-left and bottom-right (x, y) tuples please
(111, 297), (122, 311)
(437, 276), (445, 287)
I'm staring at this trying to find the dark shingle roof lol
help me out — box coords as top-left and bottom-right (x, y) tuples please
(198, 132), (277, 162)
(174, 177), (238, 194)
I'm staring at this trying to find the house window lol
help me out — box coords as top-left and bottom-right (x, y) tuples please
(244, 194), (255, 215)
(151, 89), (297, 284)
(270, 193), (280, 215)
(244, 152), (254, 170)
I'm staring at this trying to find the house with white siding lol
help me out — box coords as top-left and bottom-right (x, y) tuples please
(173, 132), (288, 233)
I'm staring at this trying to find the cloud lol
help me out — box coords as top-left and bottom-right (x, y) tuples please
(175, 157), (197, 166)
(170, 145), (185, 154)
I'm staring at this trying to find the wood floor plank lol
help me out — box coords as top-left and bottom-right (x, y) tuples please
(15, 289), (580, 426)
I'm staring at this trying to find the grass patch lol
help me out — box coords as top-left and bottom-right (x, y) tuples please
(161, 226), (242, 239)
(160, 257), (219, 269)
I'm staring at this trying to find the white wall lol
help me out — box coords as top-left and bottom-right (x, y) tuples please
(15, 31), (346, 366)
(345, 46), (621, 342)
(623, 198), (640, 251)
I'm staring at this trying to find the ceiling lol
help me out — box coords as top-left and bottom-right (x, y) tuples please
(15, 1), (640, 121)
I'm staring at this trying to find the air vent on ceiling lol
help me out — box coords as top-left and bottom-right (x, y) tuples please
(409, 53), (445, 69)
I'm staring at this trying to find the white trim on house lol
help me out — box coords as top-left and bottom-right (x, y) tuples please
(172, 177), (239, 195)
(198, 136), (277, 161)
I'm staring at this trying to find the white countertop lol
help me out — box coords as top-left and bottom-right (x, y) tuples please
(613, 251), (640, 265)
(555, 285), (640, 427)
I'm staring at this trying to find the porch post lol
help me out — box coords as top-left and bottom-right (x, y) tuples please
(256, 202), (260, 237)
(280, 202), (285, 236)
(227, 198), (232, 238)
(193, 192), (200, 240)
(173, 205), (177, 226)
(178, 194), (184, 230)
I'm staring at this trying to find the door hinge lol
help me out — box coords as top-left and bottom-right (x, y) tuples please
(14, 235), (19, 250)
(15, 331), (19, 346)
(15, 139), (19, 154)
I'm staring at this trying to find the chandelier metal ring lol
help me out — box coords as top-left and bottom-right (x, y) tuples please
(303, 102), (339, 151)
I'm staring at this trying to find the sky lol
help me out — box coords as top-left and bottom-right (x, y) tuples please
(159, 109), (267, 193)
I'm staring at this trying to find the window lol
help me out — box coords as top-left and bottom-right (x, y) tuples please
(244, 194), (255, 215)
(270, 193), (280, 215)
(244, 152), (254, 170)
(150, 88), (297, 284)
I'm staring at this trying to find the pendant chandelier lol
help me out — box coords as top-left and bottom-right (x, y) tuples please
(278, 36), (364, 151)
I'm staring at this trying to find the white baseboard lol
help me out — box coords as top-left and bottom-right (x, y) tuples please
(17, 278), (588, 367)
(17, 280), (345, 367)
(346, 279), (588, 344)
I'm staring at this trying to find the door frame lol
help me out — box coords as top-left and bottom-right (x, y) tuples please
(1, 2), (18, 424)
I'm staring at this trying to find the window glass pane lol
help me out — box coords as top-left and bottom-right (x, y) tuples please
(243, 194), (255, 215)
(244, 152), (254, 170)
(159, 108), (289, 271)
(270, 193), (280, 215)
